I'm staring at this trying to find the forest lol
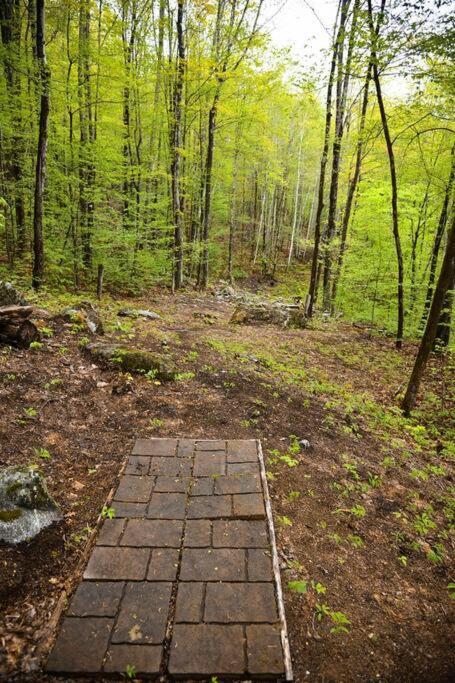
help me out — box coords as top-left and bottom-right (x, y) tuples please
(0, 0), (454, 681)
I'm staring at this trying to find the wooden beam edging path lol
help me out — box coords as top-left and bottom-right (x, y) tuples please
(257, 438), (294, 683)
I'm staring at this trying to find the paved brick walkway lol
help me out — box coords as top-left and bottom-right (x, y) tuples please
(46, 439), (292, 680)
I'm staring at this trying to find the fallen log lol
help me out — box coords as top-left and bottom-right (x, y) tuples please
(0, 305), (34, 319)
(0, 318), (40, 348)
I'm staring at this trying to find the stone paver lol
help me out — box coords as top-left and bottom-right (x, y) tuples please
(47, 438), (291, 680)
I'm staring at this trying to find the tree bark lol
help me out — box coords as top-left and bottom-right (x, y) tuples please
(367, 0), (404, 349)
(402, 214), (455, 415)
(32, 0), (49, 290)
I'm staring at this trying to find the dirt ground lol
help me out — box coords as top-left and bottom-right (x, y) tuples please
(0, 286), (454, 682)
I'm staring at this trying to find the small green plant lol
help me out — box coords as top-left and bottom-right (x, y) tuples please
(101, 505), (116, 519)
(398, 555), (408, 567)
(414, 511), (436, 536)
(276, 515), (293, 527)
(288, 580), (308, 594)
(311, 580), (327, 594)
(40, 326), (54, 337)
(30, 341), (44, 350)
(149, 418), (164, 429)
(287, 491), (301, 502)
(175, 371), (195, 381)
(24, 407), (37, 417)
(350, 505), (366, 518)
(125, 663), (136, 679)
(315, 603), (331, 621)
(448, 583), (455, 600)
(347, 534), (364, 549)
(34, 447), (51, 460)
(329, 611), (351, 634)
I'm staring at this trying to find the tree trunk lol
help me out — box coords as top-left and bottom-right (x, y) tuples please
(367, 0), (404, 349)
(306, 0), (346, 317)
(419, 143), (455, 330)
(170, 0), (185, 290)
(434, 265), (454, 349)
(32, 0), (49, 290)
(322, 0), (358, 310)
(402, 214), (455, 415)
(331, 60), (372, 312)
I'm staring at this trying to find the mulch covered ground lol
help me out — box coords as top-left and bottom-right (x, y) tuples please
(0, 287), (453, 682)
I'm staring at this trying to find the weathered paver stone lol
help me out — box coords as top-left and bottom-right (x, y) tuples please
(111, 582), (172, 644)
(47, 617), (113, 672)
(84, 547), (150, 580)
(121, 519), (183, 547)
(180, 548), (246, 581)
(68, 581), (124, 617)
(47, 438), (292, 680)
(204, 582), (278, 623)
(168, 624), (245, 675)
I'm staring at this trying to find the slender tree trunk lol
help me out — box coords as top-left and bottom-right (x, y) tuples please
(306, 0), (345, 317)
(170, 0), (185, 290)
(419, 143), (455, 330)
(434, 266), (454, 349)
(199, 88), (220, 288)
(402, 215), (455, 415)
(367, 0), (404, 349)
(32, 0), (49, 290)
(0, 0), (26, 255)
(322, 0), (358, 310)
(287, 124), (304, 268)
(331, 60), (372, 312)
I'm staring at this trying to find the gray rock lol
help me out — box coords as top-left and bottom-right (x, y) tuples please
(0, 281), (27, 306)
(0, 466), (61, 544)
(85, 342), (176, 381)
(118, 308), (161, 320)
(299, 439), (311, 450)
(57, 302), (104, 335)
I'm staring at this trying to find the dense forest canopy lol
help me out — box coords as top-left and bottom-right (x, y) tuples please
(0, 0), (453, 343)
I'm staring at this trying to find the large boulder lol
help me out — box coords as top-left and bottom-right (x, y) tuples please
(230, 301), (306, 328)
(85, 342), (176, 380)
(0, 281), (27, 307)
(0, 466), (61, 545)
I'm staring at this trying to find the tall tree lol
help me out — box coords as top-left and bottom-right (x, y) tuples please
(32, 0), (50, 290)
(367, 0), (404, 348)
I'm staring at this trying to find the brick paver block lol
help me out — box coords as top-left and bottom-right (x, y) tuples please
(174, 582), (204, 622)
(227, 440), (258, 462)
(147, 492), (186, 519)
(233, 493), (265, 519)
(227, 461), (260, 475)
(149, 456), (185, 477)
(204, 582), (278, 623)
(68, 581), (124, 617)
(213, 519), (269, 548)
(247, 624), (285, 675)
(187, 494), (232, 519)
(96, 518), (125, 546)
(191, 477), (215, 496)
(111, 582), (172, 644)
(193, 451), (226, 476)
(133, 438), (177, 456)
(248, 549), (274, 581)
(47, 617), (113, 672)
(168, 624), (245, 676)
(121, 519), (183, 547)
(195, 440), (226, 451)
(125, 455), (151, 476)
(177, 439), (195, 457)
(114, 475), (154, 503)
(103, 644), (162, 675)
(214, 474), (261, 495)
(154, 476), (189, 493)
(147, 548), (179, 581)
(84, 547), (150, 580)
(183, 519), (212, 547)
(111, 501), (147, 518)
(180, 548), (246, 581)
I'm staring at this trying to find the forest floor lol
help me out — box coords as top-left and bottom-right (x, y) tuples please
(0, 283), (454, 682)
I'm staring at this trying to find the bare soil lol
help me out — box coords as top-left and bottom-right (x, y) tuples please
(0, 287), (453, 682)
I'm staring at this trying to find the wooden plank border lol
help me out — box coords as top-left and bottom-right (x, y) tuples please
(256, 438), (294, 682)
